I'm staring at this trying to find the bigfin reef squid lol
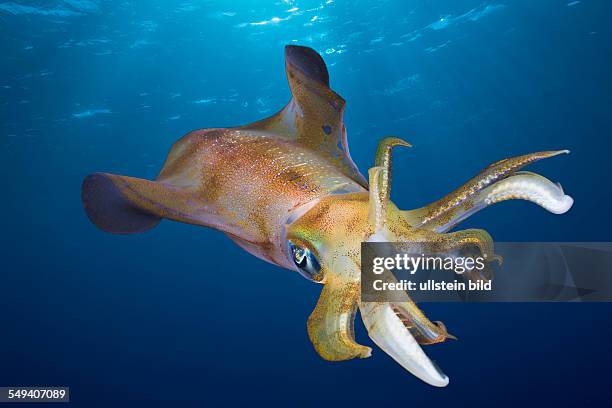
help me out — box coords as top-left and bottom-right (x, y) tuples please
(82, 45), (573, 387)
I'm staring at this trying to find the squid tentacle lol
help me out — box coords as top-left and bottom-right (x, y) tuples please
(412, 171), (573, 233)
(359, 301), (449, 387)
(366, 255), (457, 345)
(368, 167), (386, 233)
(391, 301), (457, 345)
(479, 171), (573, 215)
(440, 171), (573, 232)
(433, 228), (500, 282)
(369, 137), (412, 234)
(374, 137), (412, 204)
(439, 228), (499, 262)
(307, 276), (372, 361)
(403, 150), (571, 232)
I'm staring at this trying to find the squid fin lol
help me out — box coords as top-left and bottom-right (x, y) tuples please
(82, 172), (258, 242)
(242, 45), (367, 187)
(82, 173), (161, 234)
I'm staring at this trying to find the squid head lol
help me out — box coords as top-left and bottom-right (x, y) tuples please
(285, 137), (573, 387)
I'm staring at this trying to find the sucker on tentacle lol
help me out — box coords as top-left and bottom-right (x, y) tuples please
(82, 45), (573, 387)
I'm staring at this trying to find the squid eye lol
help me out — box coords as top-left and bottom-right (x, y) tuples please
(287, 241), (322, 282)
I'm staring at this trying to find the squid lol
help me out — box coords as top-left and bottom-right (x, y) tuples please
(82, 45), (573, 386)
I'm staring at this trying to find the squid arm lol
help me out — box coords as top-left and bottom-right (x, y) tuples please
(361, 138), (452, 387)
(403, 150), (573, 232)
(307, 275), (372, 361)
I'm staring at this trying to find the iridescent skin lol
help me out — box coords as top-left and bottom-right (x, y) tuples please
(82, 46), (573, 387)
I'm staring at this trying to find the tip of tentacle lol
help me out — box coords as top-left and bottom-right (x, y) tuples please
(551, 179), (574, 214)
(445, 333), (458, 341)
(395, 139), (413, 148)
(535, 149), (571, 159)
(552, 194), (574, 214)
(434, 321), (458, 341)
(374, 136), (412, 167)
(360, 347), (373, 358)
(548, 179), (574, 214)
(537, 149), (570, 159)
(491, 254), (504, 266)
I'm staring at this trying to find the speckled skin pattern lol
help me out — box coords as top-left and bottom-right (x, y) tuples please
(82, 45), (573, 386)
(155, 127), (365, 269)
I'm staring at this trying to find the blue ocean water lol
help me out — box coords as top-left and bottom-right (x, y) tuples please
(1, 0), (611, 406)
